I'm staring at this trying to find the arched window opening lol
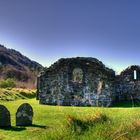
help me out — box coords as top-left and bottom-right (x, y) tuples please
(134, 70), (137, 80)
(73, 68), (83, 83)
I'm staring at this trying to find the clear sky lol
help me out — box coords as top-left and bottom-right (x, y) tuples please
(0, 0), (140, 74)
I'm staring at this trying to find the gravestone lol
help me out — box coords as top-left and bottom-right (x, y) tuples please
(16, 103), (33, 126)
(0, 105), (11, 127)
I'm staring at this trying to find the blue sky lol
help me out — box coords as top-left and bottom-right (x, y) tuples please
(0, 0), (140, 74)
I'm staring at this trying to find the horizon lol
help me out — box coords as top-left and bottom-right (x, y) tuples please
(0, 0), (140, 74)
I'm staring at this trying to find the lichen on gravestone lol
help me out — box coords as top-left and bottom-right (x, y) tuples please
(0, 105), (11, 127)
(16, 103), (33, 126)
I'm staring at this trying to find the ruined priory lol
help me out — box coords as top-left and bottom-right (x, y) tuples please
(37, 57), (140, 107)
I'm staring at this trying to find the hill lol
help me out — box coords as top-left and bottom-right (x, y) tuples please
(0, 45), (43, 88)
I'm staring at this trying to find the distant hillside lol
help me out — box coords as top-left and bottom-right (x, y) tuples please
(0, 44), (43, 88)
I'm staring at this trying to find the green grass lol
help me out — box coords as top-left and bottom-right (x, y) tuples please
(0, 98), (140, 140)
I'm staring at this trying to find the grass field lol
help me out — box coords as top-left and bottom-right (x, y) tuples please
(0, 100), (140, 140)
(0, 89), (140, 140)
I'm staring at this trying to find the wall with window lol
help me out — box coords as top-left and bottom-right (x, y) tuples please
(37, 58), (140, 106)
(115, 65), (140, 101)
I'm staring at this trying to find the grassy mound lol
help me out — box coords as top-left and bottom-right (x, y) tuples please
(67, 112), (109, 135)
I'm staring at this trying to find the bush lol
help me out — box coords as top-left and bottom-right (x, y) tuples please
(0, 78), (16, 88)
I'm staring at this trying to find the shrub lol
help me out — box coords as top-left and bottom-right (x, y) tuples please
(0, 78), (16, 88)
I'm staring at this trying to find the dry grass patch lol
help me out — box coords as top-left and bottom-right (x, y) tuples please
(0, 88), (36, 101)
(67, 112), (109, 135)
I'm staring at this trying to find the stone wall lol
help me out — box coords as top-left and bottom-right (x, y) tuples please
(37, 58), (140, 106)
(37, 57), (115, 107)
(115, 65), (140, 101)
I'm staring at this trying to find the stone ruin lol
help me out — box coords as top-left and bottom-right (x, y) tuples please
(115, 65), (140, 101)
(37, 57), (140, 107)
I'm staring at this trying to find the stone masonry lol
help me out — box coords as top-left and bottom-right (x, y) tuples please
(37, 57), (115, 106)
(115, 65), (140, 101)
(37, 57), (140, 107)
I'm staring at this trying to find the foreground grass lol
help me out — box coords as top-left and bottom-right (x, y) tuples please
(0, 99), (140, 140)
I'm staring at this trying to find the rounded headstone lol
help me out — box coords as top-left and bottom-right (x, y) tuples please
(0, 105), (11, 127)
(16, 103), (33, 126)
